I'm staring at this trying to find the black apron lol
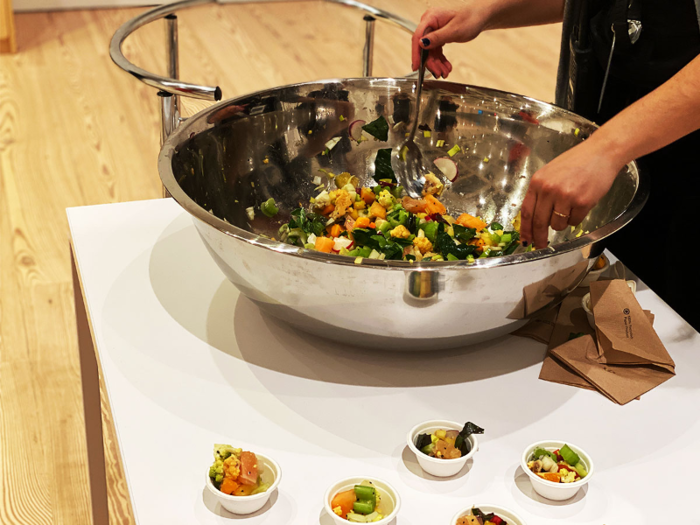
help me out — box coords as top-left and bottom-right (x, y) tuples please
(557, 0), (700, 330)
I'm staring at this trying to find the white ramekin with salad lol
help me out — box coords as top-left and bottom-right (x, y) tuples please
(324, 477), (401, 524)
(520, 440), (594, 501)
(205, 444), (281, 515)
(407, 420), (484, 477)
(451, 504), (527, 525)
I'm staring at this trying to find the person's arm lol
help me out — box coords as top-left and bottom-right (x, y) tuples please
(412, 0), (565, 77)
(519, 54), (700, 249)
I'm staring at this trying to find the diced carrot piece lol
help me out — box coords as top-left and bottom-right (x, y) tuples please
(321, 204), (335, 216)
(456, 213), (488, 230)
(424, 194), (447, 215)
(219, 477), (239, 495)
(369, 201), (386, 220)
(330, 489), (357, 519)
(361, 187), (376, 205)
(327, 224), (343, 237)
(315, 236), (335, 253)
(355, 217), (371, 229)
(369, 222), (376, 229)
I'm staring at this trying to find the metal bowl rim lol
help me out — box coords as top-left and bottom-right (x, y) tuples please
(159, 77), (648, 270)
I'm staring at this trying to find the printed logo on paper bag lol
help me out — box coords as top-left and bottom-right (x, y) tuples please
(623, 309), (633, 339)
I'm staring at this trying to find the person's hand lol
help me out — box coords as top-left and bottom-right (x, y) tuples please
(519, 138), (626, 249)
(411, 6), (490, 79)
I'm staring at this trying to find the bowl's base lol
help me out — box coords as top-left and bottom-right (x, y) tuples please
(253, 300), (527, 351)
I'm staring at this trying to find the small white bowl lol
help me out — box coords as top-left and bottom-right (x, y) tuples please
(579, 254), (610, 287)
(205, 453), (281, 515)
(407, 420), (478, 477)
(324, 477), (401, 525)
(521, 440), (594, 501)
(582, 279), (637, 328)
(451, 504), (527, 525)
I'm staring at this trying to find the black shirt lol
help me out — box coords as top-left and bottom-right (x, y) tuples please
(591, 0), (700, 89)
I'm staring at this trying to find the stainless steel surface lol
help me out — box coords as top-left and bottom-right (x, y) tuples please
(394, 46), (430, 198)
(158, 91), (176, 198)
(109, 0), (417, 101)
(165, 14), (181, 120)
(362, 14), (375, 77)
(110, 0), (222, 101)
(158, 78), (647, 350)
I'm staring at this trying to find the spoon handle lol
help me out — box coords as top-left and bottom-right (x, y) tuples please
(409, 46), (430, 140)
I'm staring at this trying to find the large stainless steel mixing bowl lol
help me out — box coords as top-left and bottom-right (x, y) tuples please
(159, 78), (647, 350)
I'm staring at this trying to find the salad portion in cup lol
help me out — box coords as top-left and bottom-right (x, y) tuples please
(208, 444), (271, 496)
(414, 421), (484, 459)
(456, 506), (510, 525)
(330, 480), (388, 523)
(526, 444), (588, 484)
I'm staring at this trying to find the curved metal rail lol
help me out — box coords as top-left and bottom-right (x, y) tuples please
(109, 0), (418, 102)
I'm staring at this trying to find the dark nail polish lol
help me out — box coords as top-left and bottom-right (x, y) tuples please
(421, 38), (431, 47)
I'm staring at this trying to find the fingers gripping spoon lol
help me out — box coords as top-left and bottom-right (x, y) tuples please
(393, 46), (430, 198)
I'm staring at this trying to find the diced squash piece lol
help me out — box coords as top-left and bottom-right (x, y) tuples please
(424, 194), (446, 215)
(538, 472), (561, 483)
(457, 213), (488, 230)
(353, 200), (366, 210)
(369, 201), (387, 220)
(321, 204), (335, 216)
(327, 223), (343, 237)
(361, 187), (376, 204)
(330, 489), (357, 519)
(355, 216), (371, 229)
(315, 236), (335, 253)
(434, 439), (461, 459)
(219, 477), (239, 495)
(233, 484), (256, 496)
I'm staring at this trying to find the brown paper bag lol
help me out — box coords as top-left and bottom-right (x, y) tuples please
(512, 306), (559, 344)
(540, 280), (662, 400)
(550, 334), (673, 405)
(538, 288), (597, 389)
(508, 260), (590, 319)
(589, 280), (675, 372)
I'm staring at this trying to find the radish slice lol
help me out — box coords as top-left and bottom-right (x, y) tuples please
(434, 157), (458, 181)
(333, 237), (353, 251)
(349, 120), (366, 141)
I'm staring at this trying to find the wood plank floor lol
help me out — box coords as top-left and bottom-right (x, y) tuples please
(0, 2), (561, 523)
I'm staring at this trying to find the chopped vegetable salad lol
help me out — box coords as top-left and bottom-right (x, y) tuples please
(277, 174), (521, 263)
(527, 444), (588, 484)
(415, 421), (484, 459)
(208, 444), (270, 496)
(331, 480), (388, 523)
(457, 507), (508, 525)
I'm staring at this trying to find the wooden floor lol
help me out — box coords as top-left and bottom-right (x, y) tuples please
(0, 2), (561, 523)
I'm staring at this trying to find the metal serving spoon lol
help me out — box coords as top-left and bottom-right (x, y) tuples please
(393, 46), (430, 198)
